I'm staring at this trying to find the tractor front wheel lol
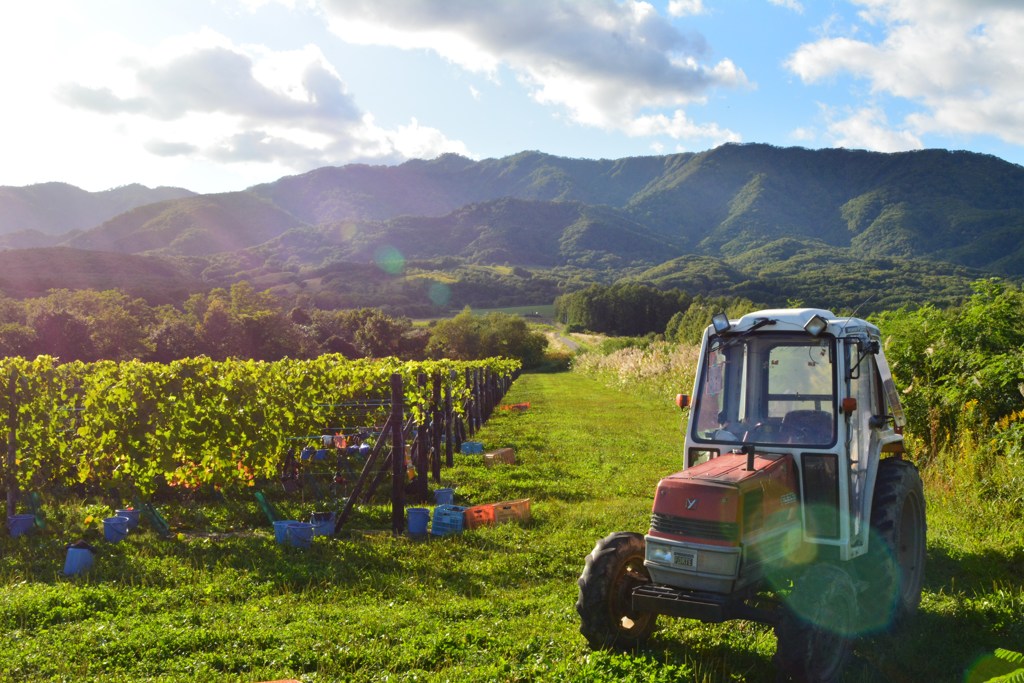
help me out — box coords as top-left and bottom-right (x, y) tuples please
(576, 531), (656, 650)
(775, 563), (858, 683)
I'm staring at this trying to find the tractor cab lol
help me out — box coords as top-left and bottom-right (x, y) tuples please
(660, 309), (905, 567)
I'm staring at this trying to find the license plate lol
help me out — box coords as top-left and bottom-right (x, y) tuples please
(673, 551), (697, 569)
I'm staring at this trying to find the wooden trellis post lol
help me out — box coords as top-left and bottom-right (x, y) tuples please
(390, 373), (405, 536)
(5, 370), (17, 519)
(431, 373), (442, 483)
(444, 370), (455, 468)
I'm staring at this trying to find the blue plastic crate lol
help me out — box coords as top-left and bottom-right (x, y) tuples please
(430, 504), (467, 536)
(460, 441), (483, 454)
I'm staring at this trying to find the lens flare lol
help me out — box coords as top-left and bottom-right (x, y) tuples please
(428, 282), (451, 307)
(374, 246), (405, 275)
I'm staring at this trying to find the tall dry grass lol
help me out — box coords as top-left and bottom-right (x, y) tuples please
(570, 341), (700, 405)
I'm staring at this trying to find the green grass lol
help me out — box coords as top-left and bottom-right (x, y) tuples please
(2, 372), (1023, 681)
(463, 304), (556, 319)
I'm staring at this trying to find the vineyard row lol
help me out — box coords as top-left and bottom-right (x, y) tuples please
(0, 354), (520, 515)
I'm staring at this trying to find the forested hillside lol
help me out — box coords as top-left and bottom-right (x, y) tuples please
(0, 145), (1021, 315)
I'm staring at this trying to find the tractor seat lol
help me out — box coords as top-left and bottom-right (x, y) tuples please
(781, 410), (833, 444)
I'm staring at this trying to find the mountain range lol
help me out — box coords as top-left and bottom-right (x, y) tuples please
(1, 143), (1021, 314)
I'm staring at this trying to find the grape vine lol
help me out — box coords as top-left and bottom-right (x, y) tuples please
(0, 355), (519, 498)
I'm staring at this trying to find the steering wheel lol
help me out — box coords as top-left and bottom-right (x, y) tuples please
(742, 421), (777, 442)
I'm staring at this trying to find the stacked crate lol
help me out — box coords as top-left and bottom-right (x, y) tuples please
(430, 504), (467, 536)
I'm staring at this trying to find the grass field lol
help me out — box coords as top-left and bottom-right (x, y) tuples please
(1, 371), (1022, 682)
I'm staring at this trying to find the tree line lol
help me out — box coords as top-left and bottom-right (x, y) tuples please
(0, 282), (548, 367)
(555, 282), (759, 342)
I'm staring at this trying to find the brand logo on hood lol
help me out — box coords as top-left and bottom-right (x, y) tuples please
(686, 498), (698, 510)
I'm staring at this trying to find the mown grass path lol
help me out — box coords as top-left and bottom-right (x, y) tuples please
(1, 371), (1021, 682)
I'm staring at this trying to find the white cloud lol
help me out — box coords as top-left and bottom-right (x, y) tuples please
(50, 29), (470, 177)
(824, 105), (922, 152)
(786, 0), (1024, 147)
(626, 109), (741, 146)
(668, 0), (705, 17)
(320, 0), (745, 142)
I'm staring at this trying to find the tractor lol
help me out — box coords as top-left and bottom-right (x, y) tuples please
(576, 309), (927, 682)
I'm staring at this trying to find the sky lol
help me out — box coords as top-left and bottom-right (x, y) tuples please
(2, 0), (1023, 194)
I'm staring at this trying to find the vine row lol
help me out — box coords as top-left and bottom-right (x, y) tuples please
(0, 355), (519, 500)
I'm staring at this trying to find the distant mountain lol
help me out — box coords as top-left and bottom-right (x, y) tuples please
(253, 198), (686, 269)
(251, 145), (1024, 276)
(246, 151), (671, 225)
(0, 182), (195, 236)
(3, 144), (1022, 313)
(0, 247), (196, 304)
(63, 192), (307, 256)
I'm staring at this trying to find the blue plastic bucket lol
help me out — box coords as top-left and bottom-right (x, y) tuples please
(115, 508), (140, 530)
(63, 546), (95, 576)
(433, 488), (454, 506)
(287, 522), (315, 549)
(103, 516), (130, 542)
(273, 519), (298, 544)
(407, 507), (429, 535)
(310, 512), (335, 536)
(7, 514), (35, 538)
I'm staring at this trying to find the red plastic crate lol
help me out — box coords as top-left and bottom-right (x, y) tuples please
(463, 504), (496, 530)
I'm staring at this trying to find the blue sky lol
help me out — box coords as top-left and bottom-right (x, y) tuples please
(2, 0), (1022, 194)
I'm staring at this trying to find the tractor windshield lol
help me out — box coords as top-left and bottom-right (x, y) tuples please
(692, 333), (836, 447)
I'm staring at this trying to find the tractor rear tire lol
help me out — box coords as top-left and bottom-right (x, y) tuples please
(774, 563), (857, 683)
(576, 531), (656, 650)
(857, 458), (927, 632)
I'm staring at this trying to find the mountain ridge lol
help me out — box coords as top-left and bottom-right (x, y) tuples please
(1, 144), (1022, 313)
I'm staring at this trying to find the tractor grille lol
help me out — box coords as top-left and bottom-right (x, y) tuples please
(650, 513), (738, 542)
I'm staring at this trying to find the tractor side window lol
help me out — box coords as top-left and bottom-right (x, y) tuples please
(848, 342), (884, 539)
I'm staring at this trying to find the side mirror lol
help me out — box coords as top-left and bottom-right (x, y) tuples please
(868, 414), (889, 429)
(676, 394), (690, 410)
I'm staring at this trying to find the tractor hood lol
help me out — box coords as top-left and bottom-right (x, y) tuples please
(649, 452), (798, 546)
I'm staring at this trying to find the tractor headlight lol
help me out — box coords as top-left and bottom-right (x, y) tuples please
(647, 542), (674, 564)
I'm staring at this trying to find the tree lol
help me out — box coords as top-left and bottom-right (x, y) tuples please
(426, 308), (482, 360)
(0, 322), (36, 358)
(427, 308), (547, 367)
(148, 307), (203, 362)
(556, 283), (691, 336)
(27, 309), (96, 361)
(478, 313), (547, 367)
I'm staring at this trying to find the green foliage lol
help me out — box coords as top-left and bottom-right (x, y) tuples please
(0, 355), (519, 498)
(554, 283), (690, 336)
(967, 649), (1024, 683)
(664, 294), (757, 344)
(426, 308), (547, 368)
(871, 279), (1024, 461)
